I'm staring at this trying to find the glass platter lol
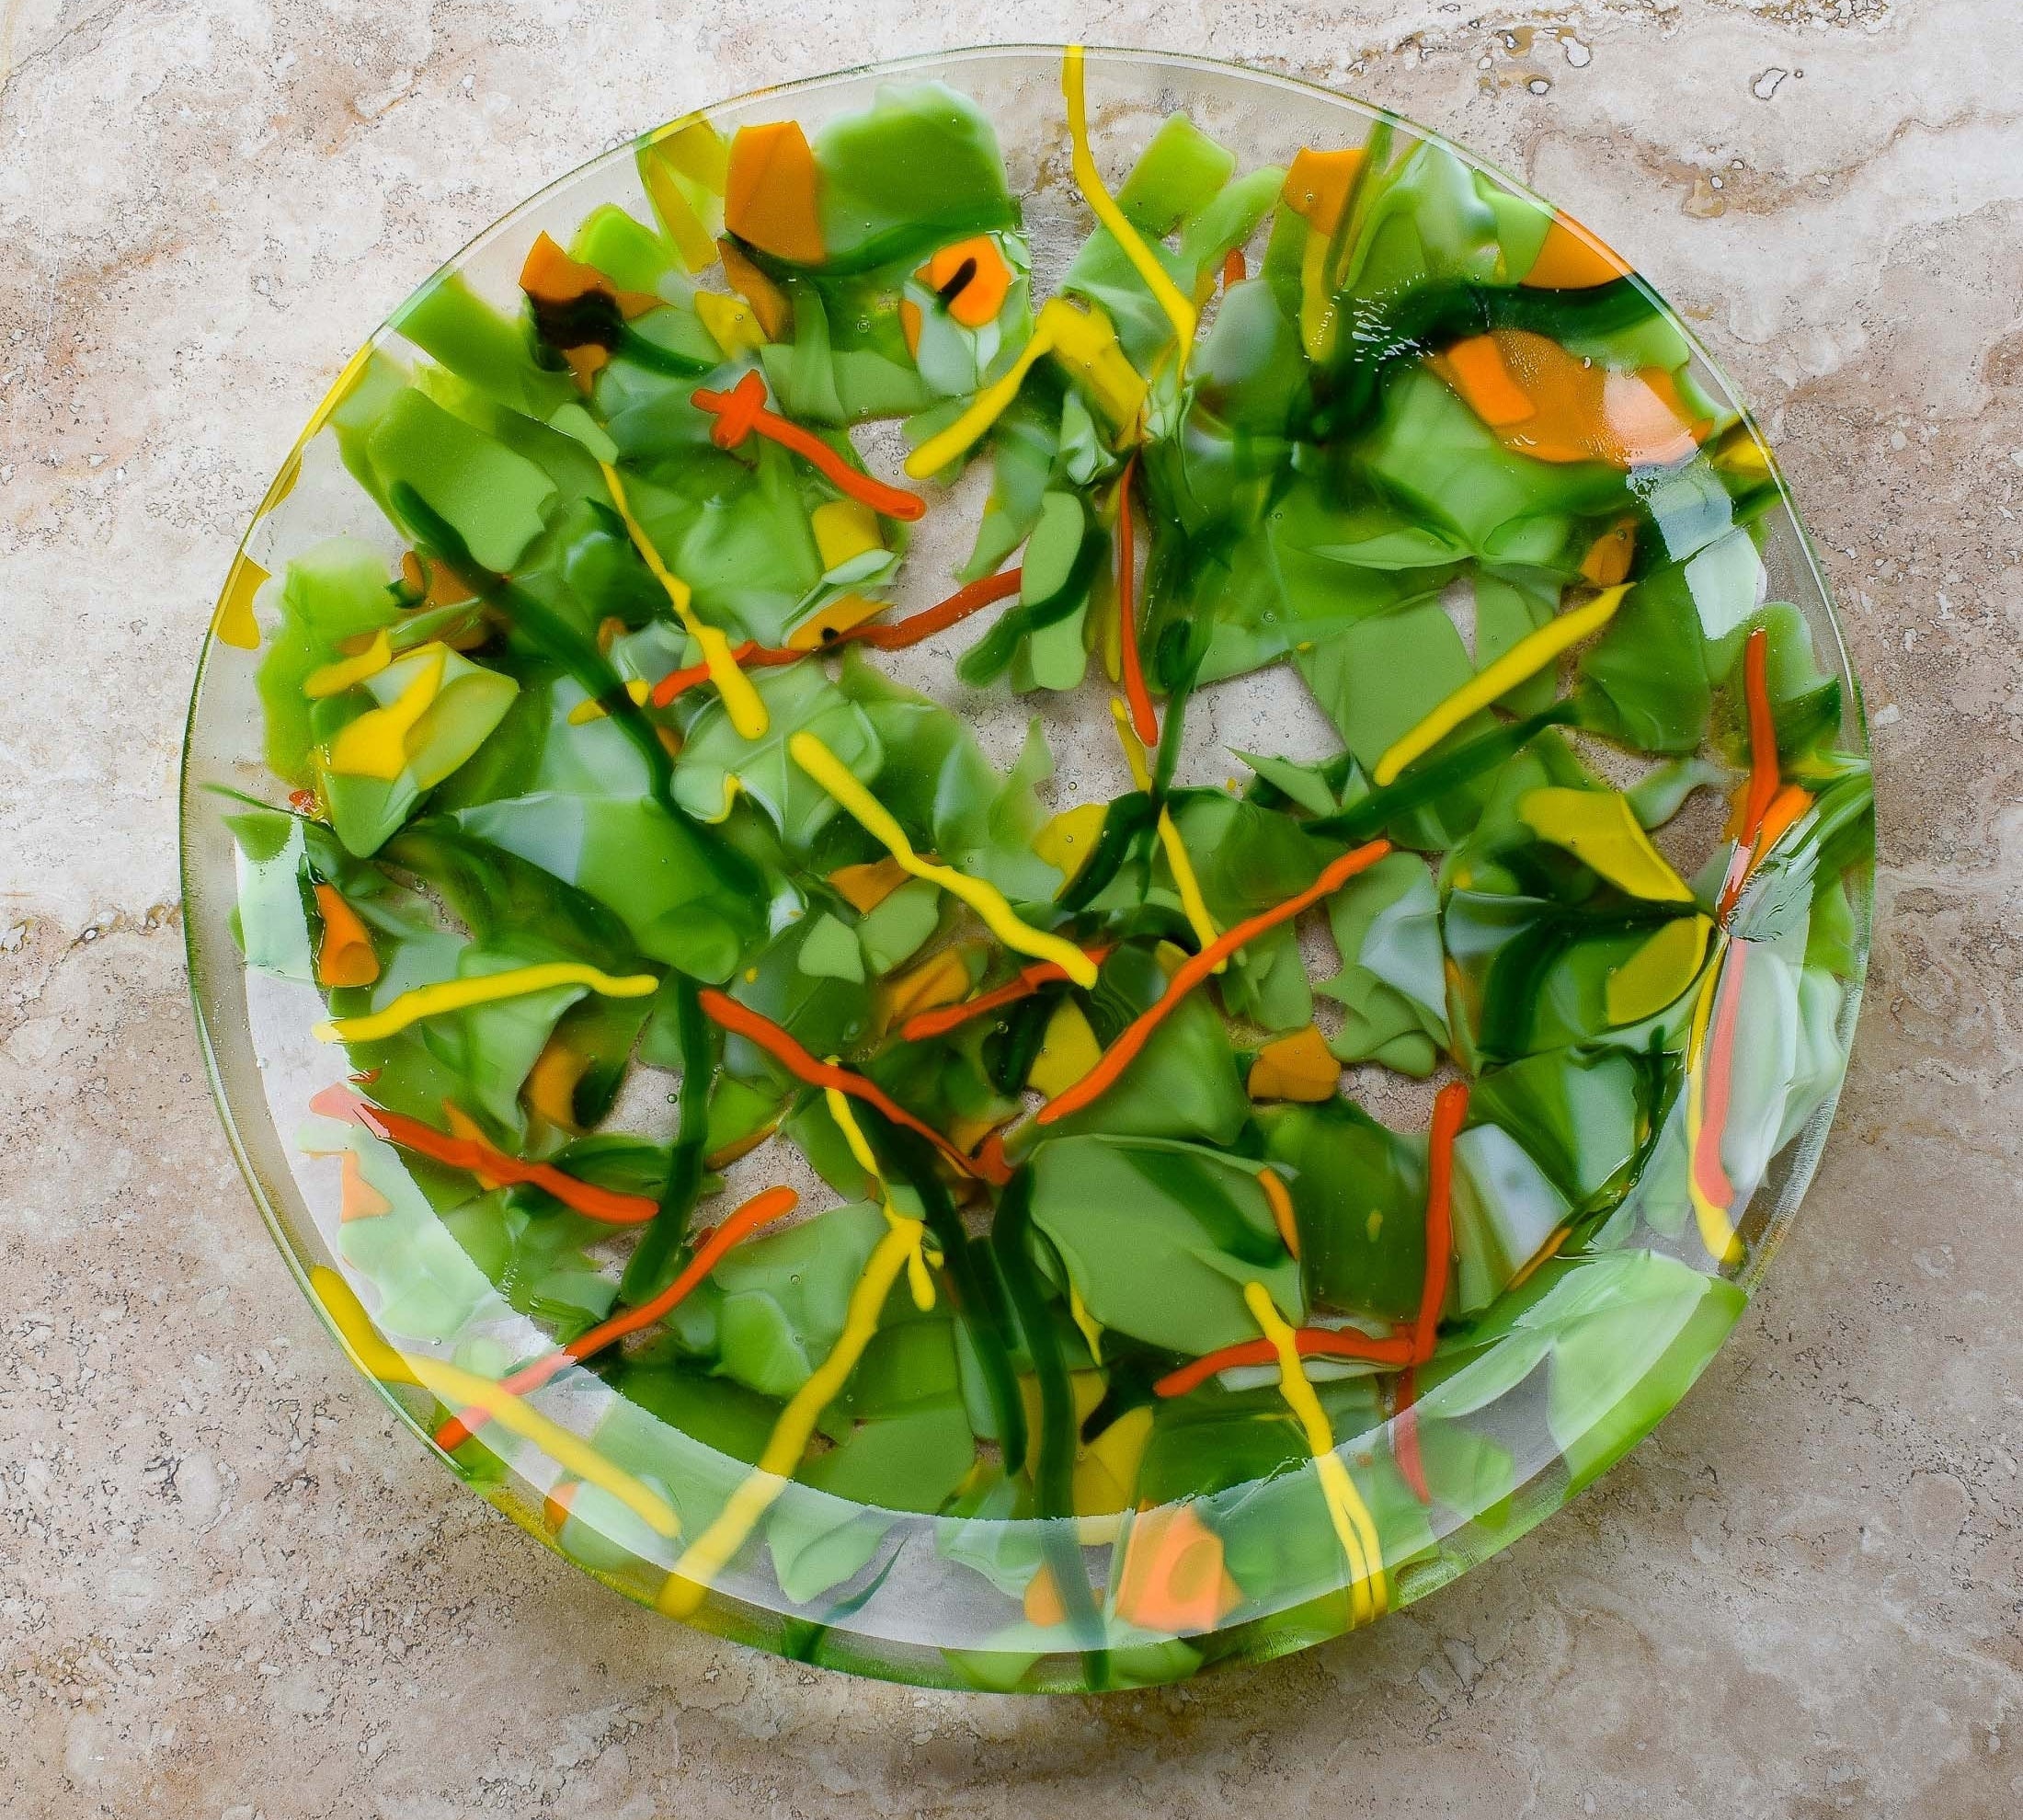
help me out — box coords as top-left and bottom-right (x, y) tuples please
(181, 45), (1873, 1692)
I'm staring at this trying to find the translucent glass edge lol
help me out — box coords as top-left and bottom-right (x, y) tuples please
(175, 43), (1880, 1691)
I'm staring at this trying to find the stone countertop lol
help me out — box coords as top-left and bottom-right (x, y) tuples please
(4, 3), (2018, 1814)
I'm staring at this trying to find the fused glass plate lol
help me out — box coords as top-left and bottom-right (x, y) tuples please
(182, 45), (1873, 1691)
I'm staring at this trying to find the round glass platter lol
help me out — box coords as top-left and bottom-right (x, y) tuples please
(182, 44), (1873, 1693)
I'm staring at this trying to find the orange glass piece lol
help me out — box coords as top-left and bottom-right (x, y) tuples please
(1282, 147), (1362, 234)
(1429, 329), (1709, 469)
(1522, 213), (1635, 289)
(313, 884), (380, 989)
(1112, 1503), (1242, 1634)
(921, 235), (1013, 326)
(1247, 1025), (1342, 1103)
(517, 232), (659, 317)
(719, 239), (793, 339)
(724, 120), (825, 264)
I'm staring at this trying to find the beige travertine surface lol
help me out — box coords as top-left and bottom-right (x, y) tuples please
(4, 1), (2019, 1814)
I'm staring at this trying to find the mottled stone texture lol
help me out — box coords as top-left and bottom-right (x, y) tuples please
(2, 2), (2018, 1814)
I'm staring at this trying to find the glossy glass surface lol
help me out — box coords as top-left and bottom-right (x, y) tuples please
(183, 45), (1871, 1691)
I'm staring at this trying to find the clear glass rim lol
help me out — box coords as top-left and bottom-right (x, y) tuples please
(180, 41), (1875, 1690)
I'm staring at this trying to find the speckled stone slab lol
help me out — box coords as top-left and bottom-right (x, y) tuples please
(4, 3), (2018, 1814)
